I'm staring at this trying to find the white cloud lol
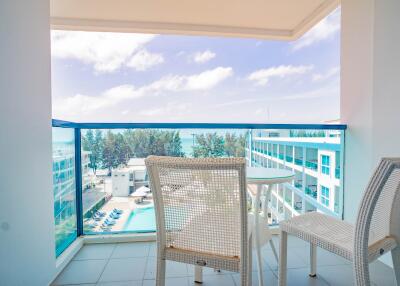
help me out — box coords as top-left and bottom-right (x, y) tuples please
(192, 50), (216, 63)
(312, 66), (340, 82)
(51, 31), (158, 73)
(292, 8), (340, 51)
(145, 66), (233, 92)
(247, 65), (313, 86)
(185, 67), (233, 90)
(53, 67), (233, 119)
(126, 49), (164, 71)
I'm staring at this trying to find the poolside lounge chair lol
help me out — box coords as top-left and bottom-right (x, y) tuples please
(146, 156), (252, 286)
(113, 208), (123, 214)
(278, 158), (400, 286)
(109, 213), (120, 219)
(104, 219), (116, 225)
(95, 211), (106, 217)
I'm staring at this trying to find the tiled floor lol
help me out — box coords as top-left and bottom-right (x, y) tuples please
(52, 236), (396, 286)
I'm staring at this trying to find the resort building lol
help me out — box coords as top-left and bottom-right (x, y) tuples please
(111, 158), (148, 197)
(53, 147), (91, 228)
(246, 130), (342, 223)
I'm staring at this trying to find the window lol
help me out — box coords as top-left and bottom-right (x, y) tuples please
(321, 186), (330, 207)
(52, 127), (77, 257)
(321, 155), (330, 175)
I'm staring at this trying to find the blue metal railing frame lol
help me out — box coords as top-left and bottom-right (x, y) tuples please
(52, 119), (347, 245)
(74, 128), (83, 236)
(52, 119), (347, 130)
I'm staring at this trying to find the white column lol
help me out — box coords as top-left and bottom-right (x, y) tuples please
(342, 0), (400, 222)
(342, 0), (400, 266)
(0, 1), (55, 285)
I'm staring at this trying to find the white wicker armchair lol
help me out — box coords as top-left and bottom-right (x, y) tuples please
(278, 158), (400, 286)
(145, 156), (252, 286)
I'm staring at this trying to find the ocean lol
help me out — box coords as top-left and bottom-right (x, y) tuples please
(181, 136), (194, 157)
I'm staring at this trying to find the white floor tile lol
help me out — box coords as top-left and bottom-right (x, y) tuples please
(232, 270), (278, 286)
(148, 242), (157, 257)
(74, 244), (116, 260)
(52, 259), (108, 285)
(188, 274), (236, 285)
(263, 248), (308, 271)
(275, 268), (329, 286)
(98, 257), (147, 282)
(369, 260), (396, 286)
(143, 277), (189, 286)
(52, 239), (398, 286)
(111, 242), (150, 258)
(291, 247), (350, 267)
(145, 258), (188, 279)
(313, 264), (354, 286)
(187, 266), (236, 276)
(97, 280), (142, 286)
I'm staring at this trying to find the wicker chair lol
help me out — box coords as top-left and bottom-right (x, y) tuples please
(279, 158), (400, 286)
(145, 156), (252, 286)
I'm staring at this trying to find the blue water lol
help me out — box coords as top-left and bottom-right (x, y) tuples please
(181, 137), (194, 157)
(123, 206), (156, 232)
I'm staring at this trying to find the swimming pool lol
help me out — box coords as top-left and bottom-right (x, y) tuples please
(123, 206), (156, 232)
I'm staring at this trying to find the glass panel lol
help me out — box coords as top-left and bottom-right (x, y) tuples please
(81, 128), (247, 234)
(249, 128), (343, 224)
(52, 127), (77, 257)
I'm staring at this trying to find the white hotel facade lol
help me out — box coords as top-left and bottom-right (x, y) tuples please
(246, 129), (343, 224)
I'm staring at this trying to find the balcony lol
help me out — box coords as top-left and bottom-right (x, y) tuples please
(285, 155), (293, 163)
(6, 0), (400, 284)
(305, 186), (318, 199)
(294, 158), (303, 166)
(305, 160), (318, 171)
(335, 167), (341, 179)
(53, 121), (346, 259)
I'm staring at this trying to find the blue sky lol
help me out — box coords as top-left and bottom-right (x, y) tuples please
(51, 8), (340, 124)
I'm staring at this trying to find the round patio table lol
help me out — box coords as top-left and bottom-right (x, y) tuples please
(247, 167), (295, 286)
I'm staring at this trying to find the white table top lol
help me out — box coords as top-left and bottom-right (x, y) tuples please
(246, 167), (295, 184)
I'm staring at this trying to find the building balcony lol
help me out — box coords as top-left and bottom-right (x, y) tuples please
(335, 167), (341, 179)
(294, 158), (303, 166)
(305, 160), (318, 171)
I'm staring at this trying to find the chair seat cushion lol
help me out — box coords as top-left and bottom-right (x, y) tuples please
(280, 212), (354, 260)
(281, 212), (399, 262)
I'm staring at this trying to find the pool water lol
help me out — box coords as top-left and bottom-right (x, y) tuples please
(123, 206), (156, 232)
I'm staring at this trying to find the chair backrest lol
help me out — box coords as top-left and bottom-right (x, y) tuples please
(354, 158), (400, 284)
(145, 156), (248, 259)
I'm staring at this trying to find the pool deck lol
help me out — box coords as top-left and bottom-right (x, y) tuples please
(87, 197), (154, 232)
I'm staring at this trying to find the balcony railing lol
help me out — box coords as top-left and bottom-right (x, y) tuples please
(335, 167), (340, 179)
(305, 160), (318, 171)
(52, 119), (346, 257)
(294, 158), (303, 166)
(305, 186), (318, 199)
(285, 155), (294, 162)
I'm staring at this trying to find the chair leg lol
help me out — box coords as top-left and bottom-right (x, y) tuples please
(270, 239), (279, 262)
(194, 266), (203, 284)
(309, 243), (317, 277)
(392, 247), (400, 285)
(247, 234), (253, 286)
(278, 230), (288, 286)
(156, 257), (166, 286)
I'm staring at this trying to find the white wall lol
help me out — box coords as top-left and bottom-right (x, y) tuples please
(341, 0), (375, 223)
(0, 1), (56, 285)
(342, 0), (400, 266)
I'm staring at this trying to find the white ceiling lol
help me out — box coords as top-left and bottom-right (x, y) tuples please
(51, 0), (339, 40)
